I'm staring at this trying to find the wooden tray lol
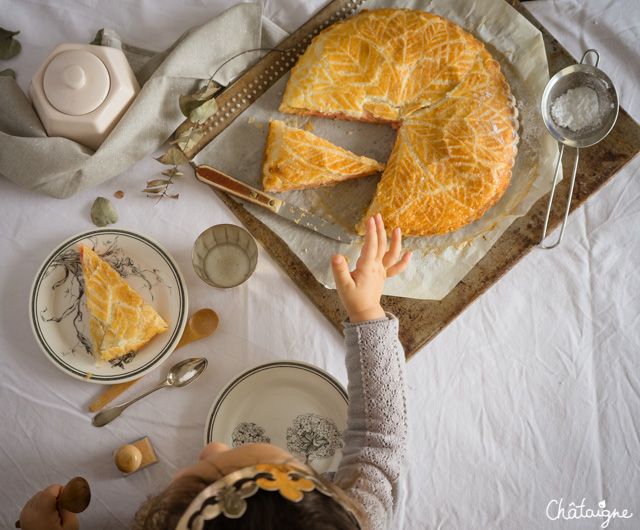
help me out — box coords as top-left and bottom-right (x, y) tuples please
(182, 0), (640, 360)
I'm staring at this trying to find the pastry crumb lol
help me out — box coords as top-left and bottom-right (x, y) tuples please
(304, 122), (314, 132)
(248, 117), (255, 124)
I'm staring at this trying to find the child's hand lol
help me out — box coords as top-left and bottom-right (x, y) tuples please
(331, 213), (411, 323)
(19, 484), (79, 530)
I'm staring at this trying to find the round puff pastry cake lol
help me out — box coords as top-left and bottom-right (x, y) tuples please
(279, 8), (519, 237)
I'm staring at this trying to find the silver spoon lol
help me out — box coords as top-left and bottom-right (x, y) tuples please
(92, 357), (208, 427)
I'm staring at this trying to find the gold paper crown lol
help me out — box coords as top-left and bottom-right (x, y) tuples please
(176, 463), (361, 529)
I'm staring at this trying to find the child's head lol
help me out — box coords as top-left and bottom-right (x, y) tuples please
(132, 442), (363, 530)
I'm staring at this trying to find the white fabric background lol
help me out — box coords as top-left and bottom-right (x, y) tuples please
(1, 1), (638, 529)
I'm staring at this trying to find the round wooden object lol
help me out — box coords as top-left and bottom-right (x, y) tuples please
(114, 444), (143, 473)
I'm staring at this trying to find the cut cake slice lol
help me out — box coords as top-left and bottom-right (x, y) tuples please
(79, 244), (168, 362)
(262, 119), (385, 192)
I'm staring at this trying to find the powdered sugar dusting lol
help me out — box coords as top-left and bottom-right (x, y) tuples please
(551, 86), (600, 131)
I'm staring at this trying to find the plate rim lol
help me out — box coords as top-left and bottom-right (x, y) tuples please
(204, 359), (348, 447)
(29, 227), (188, 384)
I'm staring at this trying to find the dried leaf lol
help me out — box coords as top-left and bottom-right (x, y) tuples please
(177, 127), (204, 152)
(189, 97), (218, 124)
(179, 94), (204, 118)
(191, 80), (220, 101)
(0, 28), (19, 40)
(146, 179), (172, 188)
(155, 146), (190, 166)
(90, 29), (104, 46)
(0, 28), (20, 60)
(90, 197), (118, 227)
(162, 168), (184, 179)
(167, 193), (180, 199)
(143, 188), (166, 194)
(0, 68), (15, 78)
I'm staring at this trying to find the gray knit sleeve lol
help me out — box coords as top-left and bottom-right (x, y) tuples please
(333, 313), (408, 530)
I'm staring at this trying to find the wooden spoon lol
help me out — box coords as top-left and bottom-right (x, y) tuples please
(16, 477), (90, 527)
(88, 308), (219, 412)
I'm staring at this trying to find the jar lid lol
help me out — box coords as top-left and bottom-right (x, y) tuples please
(43, 49), (110, 115)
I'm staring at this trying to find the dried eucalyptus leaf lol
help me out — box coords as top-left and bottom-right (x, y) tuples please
(0, 35), (20, 60)
(177, 127), (204, 152)
(0, 68), (15, 78)
(143, 187), (165, 194)
(0, 28), (19, 40)
(179, 94), (203, 118)
(146, 179), (172, 188)
(167, 193), (180, 199)
(90, 197), (118, 227)
(155, 146), (190, 166)
(189, 98), (218, 124)
(90, 29), (104, 45)
(162, 168), (184, 179)
(191, 80), (220, 101)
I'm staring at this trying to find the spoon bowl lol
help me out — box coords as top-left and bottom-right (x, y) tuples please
(92, 357), (208, 427)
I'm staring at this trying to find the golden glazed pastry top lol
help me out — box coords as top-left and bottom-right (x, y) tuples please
(262, 119), (385, 192)
(280, 8), (518, 237)
(80, 244), (168, 361)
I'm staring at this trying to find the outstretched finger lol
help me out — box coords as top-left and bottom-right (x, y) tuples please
(360, 216), (378, 263)
(382, 227), (403, 269)
(374, 213), (387, 261)
(331, 254), (354, 290)
(387, 251), (412, 278)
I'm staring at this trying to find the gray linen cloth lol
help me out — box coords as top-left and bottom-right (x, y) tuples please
(0, 3), (287, 199)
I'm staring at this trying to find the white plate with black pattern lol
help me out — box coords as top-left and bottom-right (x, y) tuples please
(29, 228), (188, 384)
(205, 360), (348, 474)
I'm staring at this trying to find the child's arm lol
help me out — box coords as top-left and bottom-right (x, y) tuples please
(18, 484), (80, 530)
(332, 214), (411, 530)
(331, 213), (411, 323)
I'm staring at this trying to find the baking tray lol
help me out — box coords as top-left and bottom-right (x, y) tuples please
(181, 0), (640, 360)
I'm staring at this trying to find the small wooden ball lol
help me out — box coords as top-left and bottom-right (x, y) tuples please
(114, 444), (143, 473)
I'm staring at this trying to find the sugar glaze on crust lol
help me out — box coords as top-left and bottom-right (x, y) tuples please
(280, 8), (519, 237)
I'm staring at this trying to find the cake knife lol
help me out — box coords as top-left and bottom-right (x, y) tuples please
(195, 165), (355, 243)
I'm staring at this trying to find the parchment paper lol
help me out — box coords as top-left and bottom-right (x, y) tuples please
(194, 0), (559, 300)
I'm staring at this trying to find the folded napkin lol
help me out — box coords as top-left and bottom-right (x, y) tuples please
(0, 3), (288, 199)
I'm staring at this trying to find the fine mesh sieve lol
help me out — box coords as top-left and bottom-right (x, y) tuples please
(539, 49), (619, 249)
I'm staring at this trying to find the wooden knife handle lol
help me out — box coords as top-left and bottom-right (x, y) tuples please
(195, 165), (283, 214)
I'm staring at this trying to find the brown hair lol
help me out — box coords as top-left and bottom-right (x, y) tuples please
(132, 470), (365, 530)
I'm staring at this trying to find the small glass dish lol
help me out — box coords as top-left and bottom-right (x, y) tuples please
(192, 224), (258, 289)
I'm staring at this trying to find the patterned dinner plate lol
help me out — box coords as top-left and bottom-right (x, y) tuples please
(205, 361), (348, 474)
(29, 228), (188, 384)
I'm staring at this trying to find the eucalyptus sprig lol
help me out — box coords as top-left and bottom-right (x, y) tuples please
(148, 48), (284, 202)
(0, 27), (21, 78)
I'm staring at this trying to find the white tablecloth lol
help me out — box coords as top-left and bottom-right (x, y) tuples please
(1, 1), (639, 528)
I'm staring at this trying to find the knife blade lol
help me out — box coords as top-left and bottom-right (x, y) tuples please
(195, 165), (355, 243)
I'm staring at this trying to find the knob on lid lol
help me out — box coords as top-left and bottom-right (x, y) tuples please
(43, 49), (110, 115)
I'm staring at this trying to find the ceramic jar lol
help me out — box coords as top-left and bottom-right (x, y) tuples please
(29, 43), (140, 151)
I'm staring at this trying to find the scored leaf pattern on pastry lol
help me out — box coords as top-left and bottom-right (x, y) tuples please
(262, 119), (385, 192)
(280, 9), (518, 237)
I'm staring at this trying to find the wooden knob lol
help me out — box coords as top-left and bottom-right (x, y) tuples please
(114, 444), (143, 473)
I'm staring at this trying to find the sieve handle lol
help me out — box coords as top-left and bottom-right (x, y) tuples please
(580, 49), (600, 67)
